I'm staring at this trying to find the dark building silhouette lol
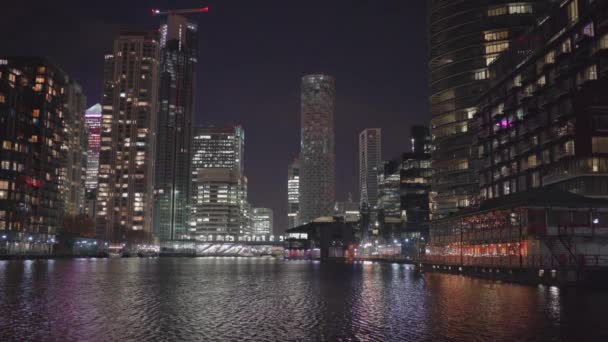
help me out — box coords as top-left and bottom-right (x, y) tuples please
(154, 14), (199, 241)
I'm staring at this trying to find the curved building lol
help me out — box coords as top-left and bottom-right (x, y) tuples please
(299, 74), (336, 223)
(429, 0), (542, 217)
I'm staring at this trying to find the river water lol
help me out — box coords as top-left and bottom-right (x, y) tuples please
(0, 257), (607, 341)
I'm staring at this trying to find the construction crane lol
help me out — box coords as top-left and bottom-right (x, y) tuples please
(151, 6), (209, 16)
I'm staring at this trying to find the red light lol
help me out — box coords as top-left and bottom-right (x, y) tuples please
(201, 6), (209, 12)
(151, 8), (156, 14)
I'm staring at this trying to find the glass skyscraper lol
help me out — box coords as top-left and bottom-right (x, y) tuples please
(359, 128), (382, 210)
(429, 0), (542, 217)
(299, 74), (336, 224)
(252, 208), (273, 237)
(287, 157), (300, 229)
(154, 14), (199, 241)
(85, 104), (102, 191)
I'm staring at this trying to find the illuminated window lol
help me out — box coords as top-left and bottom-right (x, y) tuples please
(474, 69), (488, 80)
(0, 181), (8, 190)
(599, 34), (608, 50)
(561, 39), (572, 54)
(537, 75), (546, 87)
(592, 137), (608, 153)
(583, 22), (594, 37)
(485, 42), (509, 54)
(0, 93), (4, 103)
(565, 140), (575, 156)
(577, 65), (598, 85)
(508, 4), (532, 14)
(484, 30), (508, 42)
(545, 50), (555, 64)
(487, 5), (507, 16)
(527, 155), (537, 168)
(513, 75), (522, 87)
(567, 0), (578, 23)
(0, 190), (6, 199)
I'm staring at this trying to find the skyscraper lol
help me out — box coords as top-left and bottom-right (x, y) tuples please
(191, 126), (245, 177)
(359, 128), (382, 210)
(409, 125), (431, 154)
(85, 104), (102, 192)
(154, 14), (198, 242)
(0, 57), (78, 254)
(84, 104), (102, 217)
(96, 32), (160, 241)
(60, 81), (88, 216)
(287, 157), (300, 229)
(252, 208), (273, 237)
(190, 126), (250, 241)
(299, 74), (336, 224)
(429, 1), (542, 217)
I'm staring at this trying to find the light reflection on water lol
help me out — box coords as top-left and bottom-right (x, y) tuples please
(0, 258), (607, 341)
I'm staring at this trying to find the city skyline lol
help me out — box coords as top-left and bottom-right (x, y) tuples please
(0, 0), (427, 230)
(3, 1), (608, 340)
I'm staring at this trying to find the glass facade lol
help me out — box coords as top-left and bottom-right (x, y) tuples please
(85, 104), (102, 191)
(253, 208), (273, 237)
(359, 128), (382, 211)
(154, 14), (199, 242)
(287, 157), (300, 229)
(429, 0), (541, 217)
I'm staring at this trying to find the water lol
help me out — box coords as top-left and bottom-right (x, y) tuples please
(0, 258), (607, 341)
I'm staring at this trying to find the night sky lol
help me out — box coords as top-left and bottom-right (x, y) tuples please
(1, 0), (428, 231)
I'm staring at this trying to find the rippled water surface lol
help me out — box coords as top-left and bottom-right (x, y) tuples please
(1, 258), (608, 341)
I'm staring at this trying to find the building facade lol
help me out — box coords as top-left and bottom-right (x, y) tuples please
(96, 32), (160, 241)
(377, 160), (402, 239)
(60, 81), (88, 216)
(191, 168), (249, 241)
(85, 104), (102, 191)
(287, 157), (300, 229)
(252, 208), (273, 237)
(410, 125), (431, 154)
(84, 104), (102, 216)
(0, 57), (75, 255)
(154, 14), (198, 242)
(299, 74), (336, 223)
(334, 195), (362, 223)
(359, 128), (382, 210)
(429, 0), (543, 217)
(190, 126), (250, 241)
(477, 0), (608, 201)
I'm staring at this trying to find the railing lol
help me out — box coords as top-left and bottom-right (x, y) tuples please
(422, 254), (608, 269)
